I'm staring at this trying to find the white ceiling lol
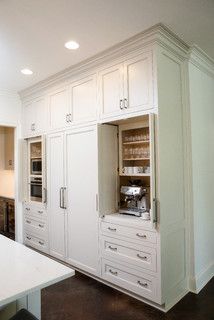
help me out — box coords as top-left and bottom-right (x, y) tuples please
(0, 0), (213, 92)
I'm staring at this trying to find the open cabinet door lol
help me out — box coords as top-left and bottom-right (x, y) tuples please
(41, 134), (47, 206)
(149, 113), (157, 228)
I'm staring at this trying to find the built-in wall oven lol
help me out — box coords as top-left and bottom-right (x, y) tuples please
(30, 177), (42, 202)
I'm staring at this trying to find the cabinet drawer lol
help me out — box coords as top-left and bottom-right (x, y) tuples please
(101, 221), (157, 244)
(24, 216), (47, 236)
(102, 259), (158, 302)
(101, 237), (156, 272)
(24, 232), (48, 253)
(24, 204), (47, 219)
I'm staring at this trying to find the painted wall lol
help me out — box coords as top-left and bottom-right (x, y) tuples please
(0, 90), (22, 241)
(188, 58), (214, 292)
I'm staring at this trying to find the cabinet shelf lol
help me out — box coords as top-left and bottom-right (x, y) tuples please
(123, 140), (150, 145)
(120, 173), (150, 177)
(123, 158), (150, 161)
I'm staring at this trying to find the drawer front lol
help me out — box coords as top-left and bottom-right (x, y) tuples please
(101, 237), (157, 272)
(24, 216), (47, 236)
(24, 232), (48, 253)
(24, 204), (47, 219)
(102, 259), (158, 302)
(101, 221), (157, 244)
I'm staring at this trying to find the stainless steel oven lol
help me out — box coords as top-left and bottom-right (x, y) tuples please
(30, 177), (42, 202)
(31, 158), (42, 175)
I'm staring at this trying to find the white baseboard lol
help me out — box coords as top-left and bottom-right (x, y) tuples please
(189, 261), (214, 293)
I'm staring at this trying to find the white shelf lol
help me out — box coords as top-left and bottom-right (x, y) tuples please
(120, 173), (150, 177)
(123, 140), (150, 145)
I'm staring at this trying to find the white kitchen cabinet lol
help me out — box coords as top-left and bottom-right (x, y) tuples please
(123, 52), (153, 113)
(47, 132), (66, 260)
(70, 74), (97, 125)
(22, 97), (47, 137)
(65, 127), (99, 275)
(99, 52), (153, 120)
(98, 63), (124, 118)
(47, 124), (118, 274)
(48, 86), (70, 131)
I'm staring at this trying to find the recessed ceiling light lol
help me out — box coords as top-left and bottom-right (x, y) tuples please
(21, 68), (33, 75)
(64, 41), (79, 50)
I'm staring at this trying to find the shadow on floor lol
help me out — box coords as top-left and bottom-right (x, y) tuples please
(42, 271), (214, 320)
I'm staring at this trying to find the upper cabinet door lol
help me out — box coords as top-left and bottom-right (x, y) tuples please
(22, 102), (36, 137)
(71, 74), (97, 125)
(48, 86), (70, 131)
(123, 52), (154, 113)
(34, 97), (48, 134)
(98, 63), (124, 119)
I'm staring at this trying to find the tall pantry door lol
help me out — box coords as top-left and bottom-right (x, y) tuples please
(65, 126), (99, 275)
(47, 132), (66, 260)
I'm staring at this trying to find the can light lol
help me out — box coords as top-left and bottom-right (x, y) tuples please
(64, 41), (79, 50)
(21, 69), (33, 75)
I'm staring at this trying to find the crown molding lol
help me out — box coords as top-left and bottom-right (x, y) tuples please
(188, 45), (214, 78)
(0, 89), (19, 98)
(19, 23), (190, 101)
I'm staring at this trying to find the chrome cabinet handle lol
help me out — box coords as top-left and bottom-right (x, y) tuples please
(66, 114), (69, 123)
(108, 227), (117, 232)
(26, 220), (31, 224)
(69, 113), (72, 122)
(108, 245), (117, 251)
(109, 269), (118, 276)
(38, 224), (44, 228)
(137, 254), (147, 260)
(38, 210), (43, 214)
(39, 241), (44, 245)
(43, 188), (47, 204)
(119, 99), (123, 110)
(124, 98), (128, 108)
(26, 236), (31, 240)
(59, 187), (64, 208)
(136, 233), (147, 239)
(153, 198), (158, 223)
(62, 187), (67, 209)
(26, 208), (30, 211)
(137, 280), (148, 287)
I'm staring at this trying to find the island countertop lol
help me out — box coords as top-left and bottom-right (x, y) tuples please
(0, 235), (75, 308)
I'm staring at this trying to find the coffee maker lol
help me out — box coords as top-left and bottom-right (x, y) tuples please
(119, 182), (150, 219)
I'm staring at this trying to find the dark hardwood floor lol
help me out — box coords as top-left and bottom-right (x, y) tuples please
(42, 272), (214, 320)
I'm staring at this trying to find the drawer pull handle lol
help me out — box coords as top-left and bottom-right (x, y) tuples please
(38, 224), (44, 228)
(137, 254), (147, 260)
(136, 233), (147, 239)
(38, 210), (43, 214)
(108, 245), (117, 251)
(26, 236), (31, 240)
(26, 220), (31, 224)
(108, 227), (117, 232)
(26, 208), (30, 211)
(109, 269), (118, 276)
(137, 280), (148, 287)
(39, 241), (44, 245)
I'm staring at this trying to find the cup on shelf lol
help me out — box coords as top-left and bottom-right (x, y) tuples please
(123, 167), (133, 175)
(144, 166), (150, 174)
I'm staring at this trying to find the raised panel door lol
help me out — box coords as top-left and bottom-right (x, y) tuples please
(71, 75), (97, 124)
(49, 87), (70, 130)
(124, 52), (153, 113)
(98, 63), (124, 119)
(47, 132), (65, 260)
(65, 126), (99, 275)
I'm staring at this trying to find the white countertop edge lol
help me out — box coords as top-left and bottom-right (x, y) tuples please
(0, 269), (75, 308)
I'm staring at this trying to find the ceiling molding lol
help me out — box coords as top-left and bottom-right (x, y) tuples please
(19, 23), (190, 101)
(188, 45), (214, 78)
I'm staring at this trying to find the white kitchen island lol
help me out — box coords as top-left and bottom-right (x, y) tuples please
(0, 235), (75, 319)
